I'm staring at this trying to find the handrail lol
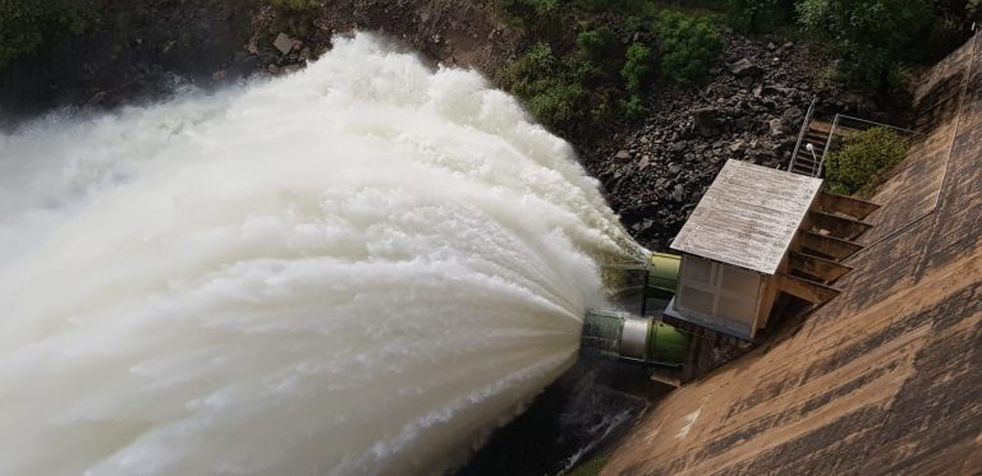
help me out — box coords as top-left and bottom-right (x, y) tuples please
(817, 113), (840, 177)
(833, 114), (922, 136)
(788, 97), (818, 172)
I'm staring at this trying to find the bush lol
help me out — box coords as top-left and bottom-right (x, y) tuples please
(496, 0), (560, 27)
(0, 2), (43, 68)
(621, 95), (648, 121)
(797, 0), (934, 91)
(824, 127), (909, 195)
(727, 0), (780, 33)
(525, 80), (590, 127)
(0, 0), (89, 69)
(499, 42), (589, 131)
(656, 11), (723, 84)
(271, 0), (321, 11)
(575, 27), (621, 81)
(621, 42), (656, 97)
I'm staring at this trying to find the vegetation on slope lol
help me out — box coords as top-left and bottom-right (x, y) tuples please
(824, 127), (909, 195)
(493, 0), (978, 137)
(497, 2), (726, 136)
(0, 0), (91, 68)
(655, 10), (723, 84)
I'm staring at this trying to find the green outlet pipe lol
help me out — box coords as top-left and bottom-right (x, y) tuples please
(581, 251), (688, 367)
(581, 309), (689, 367)
(646, 252), (681, 300)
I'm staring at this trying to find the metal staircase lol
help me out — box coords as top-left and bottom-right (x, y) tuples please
(787, 99), (835, 177)
(789, 120), (834, 176)
(788, 100), (920, 179)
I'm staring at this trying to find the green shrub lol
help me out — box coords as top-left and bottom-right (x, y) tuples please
(621, 95), (648, 121)
(525, 80), (590, 127)
(500, 42), (589, 131)
(575, 27), (621, 81)
(726, 0), (779, 33)
(0, 1), (43, 68)
(656, 11), (723, 84)
(797, 0), (933, 91)
(0, 0), (90, 69)
(824, 127), (909, 195)
(621, 42), (656, 97)
(566, 0), (652, 12)
(271, 0), (321, 11)
(496, 0), (560, 26)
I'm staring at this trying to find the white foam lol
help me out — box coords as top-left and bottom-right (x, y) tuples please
(0, 34), (643, 475)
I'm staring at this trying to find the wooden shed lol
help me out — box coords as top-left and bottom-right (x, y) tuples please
(664, 159), (878, 340)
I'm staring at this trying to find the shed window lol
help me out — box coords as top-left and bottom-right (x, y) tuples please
(677, 256), (762, 332)
(721, 266), (759, 295)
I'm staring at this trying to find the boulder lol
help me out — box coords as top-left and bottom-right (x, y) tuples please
(768, 118), (787, 137)
(692, 107), (722, 138)
(729, 58), (762, 78)
(614, 150), (632, 163)
(781, 106), (804, 128)
(670, 184), (685, 202)
(273, 33), (295, 55)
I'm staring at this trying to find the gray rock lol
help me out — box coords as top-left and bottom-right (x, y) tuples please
(768, 118), (787, 136)
(670, 184), (685, 202)
(729, 58), (762, 78)
(760, 84), (788, 97)
(781, 106), (804, 127)
(614, 150), (632, 163)
(630, 218), (656, 235)
(273, 33), (295, 55)
(692, 107), (722, 138)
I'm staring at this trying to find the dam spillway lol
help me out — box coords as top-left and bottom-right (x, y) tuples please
(0, 34), (646, 475)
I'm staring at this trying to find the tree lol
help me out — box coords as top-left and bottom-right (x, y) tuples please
(656, 11), (723, 84)
(621, 42), (655, 97)
(797, 0), (934, 91)
(0, 0), (89, 70)
(727, 0), (780, 33)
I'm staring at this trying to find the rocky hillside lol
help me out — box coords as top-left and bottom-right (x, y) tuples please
(584, 31), (885, 250)
(0, 0), (521, 120)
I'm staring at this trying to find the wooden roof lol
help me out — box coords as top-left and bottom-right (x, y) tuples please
(670, 159), (822, 274)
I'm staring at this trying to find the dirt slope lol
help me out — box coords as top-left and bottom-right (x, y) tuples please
(603, 31), (982, 475)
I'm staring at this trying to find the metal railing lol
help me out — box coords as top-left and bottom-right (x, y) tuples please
(816, 114), (922, 177)
(787, 97), (818, 172)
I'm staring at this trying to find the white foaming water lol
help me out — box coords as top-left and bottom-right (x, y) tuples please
(0, 34), (644, 475)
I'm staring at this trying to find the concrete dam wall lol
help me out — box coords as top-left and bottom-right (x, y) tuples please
(604, 31), (981, 475)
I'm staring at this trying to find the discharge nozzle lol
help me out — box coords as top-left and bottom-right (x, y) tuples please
(581, 309), (689, 368)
